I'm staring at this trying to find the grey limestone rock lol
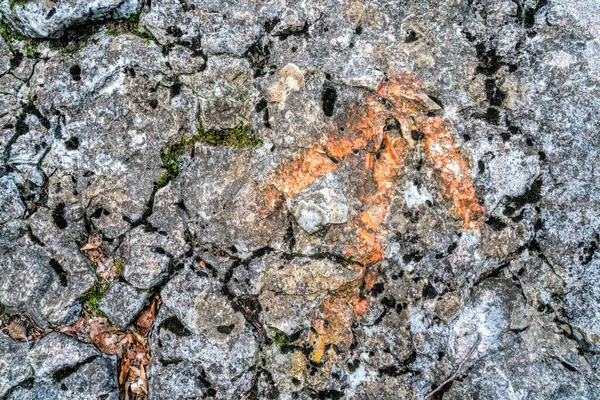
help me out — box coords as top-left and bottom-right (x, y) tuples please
(0, 0), (140, 38)
(97, 281), (150, 329)
(1, 0), (600, 398)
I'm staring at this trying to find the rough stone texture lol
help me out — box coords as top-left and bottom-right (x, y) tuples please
(1, 0), (600, 399)
(0, 0), (140, 38)
(0, 333), (32, 398)
(1, 332), (118, 399)
(97, 281), (150, 329)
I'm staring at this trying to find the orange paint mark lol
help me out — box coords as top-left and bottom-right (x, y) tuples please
(309, 280), (364, 362)
(267, 73), (486, 363)
(257, 185), (285, 217)
(273, 147), (337, 198)
(420, 117), (485, 229)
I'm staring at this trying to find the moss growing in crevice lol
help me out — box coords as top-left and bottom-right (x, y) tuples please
(156, 117), (261, 187)
(80, 281), (109, 317)
(269, 327), (289, 346)
(193, 118), (262, 148)
(8, 0), (29, 8)
(0, 19), (29, 43)
(106, 12), (156, 43)
(156, 141), (185, 187)
(115, 259), (124, 275)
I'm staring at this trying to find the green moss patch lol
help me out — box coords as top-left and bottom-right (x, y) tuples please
(156, 117), (261, 187)
(80, 281), (109, 317)
(115, 259), (124, 275)
(106, 12), (155, 43)
(194, 121), (262, 148)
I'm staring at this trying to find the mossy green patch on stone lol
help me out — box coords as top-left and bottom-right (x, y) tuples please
(193, 118), (262, 148)
(269, 326), (291, 346)
(23, 41), (36, 57)
(156, 141), (185, 187)
(115, 260), (124, 275)
(0, 19), (28, 43)
(80, 281), (109, 317)
(156, 117), (261, 187)
(8, 0), (28, 9)
(105, 12), (156, 43)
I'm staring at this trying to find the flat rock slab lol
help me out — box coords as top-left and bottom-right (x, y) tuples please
(0, 0), (599, 399)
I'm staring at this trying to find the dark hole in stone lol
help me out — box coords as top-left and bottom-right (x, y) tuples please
(478, 160), (485, 174)
(485, 107), (500, 125)
(370, 282), (385, 297)
(49, 259), (68, 286)
(411, 130), (424, 141)
(538, 151), (546, 161)
(264, 17), (280, 33)
(170, 82), (182, 98)
(216, 324), (235, 334)
(11, 51), (23, 69)
(475, 44), (504, 76)
(159, 316), (192, 336)
(486, 215), (507, 230)
(316, 389), (344, 399)
(149, 99), (158, 109)
(559, 360), (578, 372)
(430, 380), (453, 399)
(264, 108), (271, 129)
(182, 3), (195, 12)
(404, 30), (419, 43)
(447, 242), (459, 255)
(322, 85), (337, 117)
(15, 118), (29, 136)
(52, 356), (97, 382)
(381, 296), (396, 308)
(69, 65), (81, 81)
(166, 25), (183, 37)
(484, 79), (505, 106)
(52, 202), (68, 229)
(428, 94), (444, 109)
(423, 282), (438, 299)
(64, 136), (79, 150)
(506, 177), (542, 210)
(355, 26), (363, 35)
(463, 134), (471, 141)
(255, 99), (268, 112)
(403, 252), (423, 263)
(385, 118), (401, 133)
(124, 66), (135, 78)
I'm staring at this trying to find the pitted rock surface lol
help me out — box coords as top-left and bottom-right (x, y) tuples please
(1, 0), (600, 399)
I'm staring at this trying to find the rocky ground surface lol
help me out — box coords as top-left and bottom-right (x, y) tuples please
(1, 0), (600, 399)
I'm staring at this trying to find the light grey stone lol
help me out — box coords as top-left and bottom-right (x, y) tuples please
(97, 281), (150, 329)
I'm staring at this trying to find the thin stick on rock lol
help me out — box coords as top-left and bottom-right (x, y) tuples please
(426, 332), (482, 399)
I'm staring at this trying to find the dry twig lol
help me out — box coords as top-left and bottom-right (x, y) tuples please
(426, 332), (482, 399)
